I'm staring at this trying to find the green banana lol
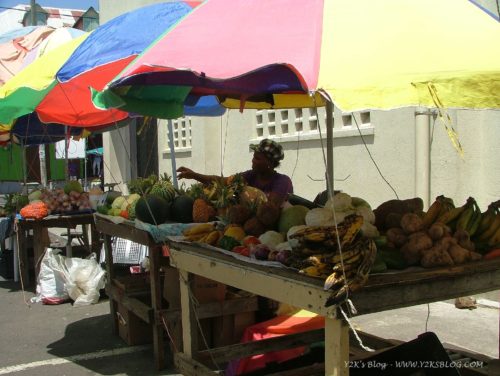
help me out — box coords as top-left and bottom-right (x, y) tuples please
(455, 198), (475, 232)
(478, 214), (500, 242)
(488, 225), (500, 247)
(466, 201), (482, 237)
(474, 203), (498, 238)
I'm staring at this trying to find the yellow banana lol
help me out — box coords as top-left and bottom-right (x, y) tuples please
(183, 223), (215, 236)
(205, 230), (221, 245)
(304, 232), (327, 242)
(185, 232), (210, 242)
(435, 204), (467, 225)
(422, 197), (444, 228)
(331, 247), (362, 264)
(323, 271), (346, 291)
(300, 265), (328, 278)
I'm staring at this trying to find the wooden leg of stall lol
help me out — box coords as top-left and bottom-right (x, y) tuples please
(150, 245), (165, 370)
(179, 269), (198, 358)
(103, 234), (117, 334)
(16, 227), (29, 286)
(325, 316), (349, 376)
(32, 224), (50, 281)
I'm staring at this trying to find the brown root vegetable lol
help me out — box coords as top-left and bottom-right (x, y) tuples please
(386, 227), (407, 248)
(469, 251), (482, 262)
(400, 231), (432, 265)
(420, 247), (454, 268)
(453, 229), (475, 252)
(400, 213), (424, 234)
(400, 243), (421, 266)
(447, 244), (483, 264)
(385, 212), (403, 230)
(427, 222), (451, 241)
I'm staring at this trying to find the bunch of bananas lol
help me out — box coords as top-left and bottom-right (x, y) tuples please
(288, 215), (377, 307)
(423, 196), (482, 235)
(182, 223), (222, 246)
(473, 201), (500, 247)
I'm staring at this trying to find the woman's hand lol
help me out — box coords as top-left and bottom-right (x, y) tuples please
(176, 166), (196, 180)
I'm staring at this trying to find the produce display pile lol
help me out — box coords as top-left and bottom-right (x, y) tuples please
(2, 170), (498, 305)
(373, 196), (500, 270)
(0, 180), (97, 219)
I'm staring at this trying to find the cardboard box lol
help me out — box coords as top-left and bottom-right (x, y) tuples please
(114, 300), (152, 345)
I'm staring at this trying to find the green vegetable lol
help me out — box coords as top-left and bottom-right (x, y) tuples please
(370, 253), (388, 273)
(378, 248), (407, 270)
(218, 235), (241, 251)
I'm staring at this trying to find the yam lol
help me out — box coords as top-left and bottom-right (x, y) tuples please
(374, 197), (424, 231)
(427, 223), (451, 241)
(420, 247), (454, 268)
(386, 227), (407, 248)
(400, 213), (424, 234)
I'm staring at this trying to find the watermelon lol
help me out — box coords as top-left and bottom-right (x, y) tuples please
(170, 195), (194, 223)
(135, 195), (170, 225)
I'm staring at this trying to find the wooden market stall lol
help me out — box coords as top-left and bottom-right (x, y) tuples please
(94, 213), (500, 375)
(94, 213), (259, 370)
(14, 213), (100, 286)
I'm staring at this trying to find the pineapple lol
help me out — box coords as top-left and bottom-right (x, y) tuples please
(192, 198), (216, 223)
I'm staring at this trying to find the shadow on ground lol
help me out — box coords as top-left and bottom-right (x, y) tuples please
(46, 313), (171, 375)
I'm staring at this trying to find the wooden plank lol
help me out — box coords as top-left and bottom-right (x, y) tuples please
(149, 241), (165, 370)
(94, 216), (153, 246)
(105, 284), (152, 323)
(160, 296), (259, 322)
(174, 352), (221, 376)
(325, 317), (349, 376)
(197, 328), (324, 364)
(168, 245), (337, 318)
(351, 267), (500, 314)
(180, 270), (199, 358)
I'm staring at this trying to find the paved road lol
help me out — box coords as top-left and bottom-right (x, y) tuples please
(0, 278), (181, 376)
(0, 271), (497, 375)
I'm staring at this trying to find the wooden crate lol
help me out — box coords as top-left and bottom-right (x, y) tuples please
(114, 298), (152, 346)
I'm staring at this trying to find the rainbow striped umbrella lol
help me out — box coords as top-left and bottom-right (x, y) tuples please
(95, 0), (500, 117)
(0, 1), (221, 132)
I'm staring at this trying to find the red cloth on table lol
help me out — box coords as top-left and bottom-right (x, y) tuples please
(227, 310), (325, 375)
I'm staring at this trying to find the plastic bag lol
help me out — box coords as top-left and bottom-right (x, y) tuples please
(65, 253), (107, 306)
(32, 248), (70, 305)
(32, 248), (107, 306)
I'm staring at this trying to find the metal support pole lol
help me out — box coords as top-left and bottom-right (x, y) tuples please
(415, 107), (432, 210)
(167, 120), (178, 189)
(326, 100), (334, 197)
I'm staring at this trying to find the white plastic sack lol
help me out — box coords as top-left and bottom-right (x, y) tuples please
(32, 248), (70, 305)
(65, 253), (107, 306)
(32, 248), (107, 306)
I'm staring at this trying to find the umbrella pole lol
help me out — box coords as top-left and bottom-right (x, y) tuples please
(325, 100), (334, 198)
(65, 126), (69, 182)
(415, 107), (432, 210)
(167, 120), (178, 189)
(21, 141), (27, 194)
(84, 138), (87, 190)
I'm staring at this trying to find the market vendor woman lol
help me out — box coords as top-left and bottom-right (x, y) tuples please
(177, 138), (293, 205)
